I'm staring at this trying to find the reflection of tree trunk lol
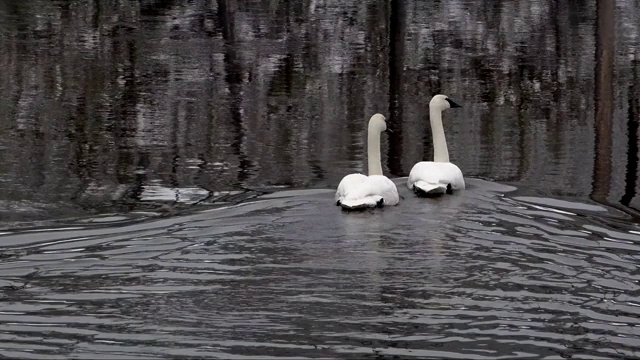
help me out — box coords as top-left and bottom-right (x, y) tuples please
(515, 45), (530, 180)
(60, 3), (89, 200)
(130, 150), (149, 203)
(621, 58), (639, 207)
(551, 0), (561, 105)
(92, 0), (101, 30)
(71, 95), (89, 183)
(387, 0), (405, 176)
(591, 0), (615, 203)
(200, 0), (217, 191)
(516, 101), (529, 180)
(169, 104), (179, 189)
(218, 0), (250, 183)
(550, 0), (564, 158)
(115, 37), (138, 187)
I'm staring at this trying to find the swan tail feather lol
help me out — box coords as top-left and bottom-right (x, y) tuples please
(413, 181), (448, 197)
(340, 196), (384, 210)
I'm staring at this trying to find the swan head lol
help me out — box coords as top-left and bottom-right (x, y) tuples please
(368, 113), (389, 133)
(430, 94), (462, 112)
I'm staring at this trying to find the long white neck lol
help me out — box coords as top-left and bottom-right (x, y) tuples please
(367, 124), (383, 176)
(430, 107), (450, 162)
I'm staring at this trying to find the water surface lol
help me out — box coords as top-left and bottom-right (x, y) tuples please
(2, 1), (640, 359)
(0, 0), (639, 221)
(2, 179), (640, 359)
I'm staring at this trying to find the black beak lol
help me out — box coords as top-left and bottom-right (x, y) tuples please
(446, 98), (462, 108)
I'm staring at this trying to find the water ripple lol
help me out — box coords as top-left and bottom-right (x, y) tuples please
(1, 180), (640, 358)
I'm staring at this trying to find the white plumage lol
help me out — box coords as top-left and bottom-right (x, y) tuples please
(335, 114), (399, 210)
(336, 174), (399, 209)
(408, 94), (465, 196)
(408, 162), (465, 195)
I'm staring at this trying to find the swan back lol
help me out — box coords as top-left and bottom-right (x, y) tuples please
(340, 175), (399, 209)
(407, 161), (465, 194)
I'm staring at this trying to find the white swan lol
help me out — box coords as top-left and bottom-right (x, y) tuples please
(335, 114), (400, 210)
(407, 94), (465, 196)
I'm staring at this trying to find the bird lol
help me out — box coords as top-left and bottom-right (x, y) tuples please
(407, 94), (465, 196)
(335, 113), (400, 210)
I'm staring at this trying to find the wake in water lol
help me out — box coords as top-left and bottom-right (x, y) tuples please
(1, 179), (639, 359)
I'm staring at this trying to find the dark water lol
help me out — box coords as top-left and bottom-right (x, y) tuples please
(2, 179), (640, 359)
(0, 0), (639, 221)
(2, 0), (640, 359)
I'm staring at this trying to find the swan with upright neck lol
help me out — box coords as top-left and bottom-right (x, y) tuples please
(407, 94), (465, 196)
(335, 114), (399, 210)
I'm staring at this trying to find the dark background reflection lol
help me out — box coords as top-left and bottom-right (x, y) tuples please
(0, 0), (638, 220)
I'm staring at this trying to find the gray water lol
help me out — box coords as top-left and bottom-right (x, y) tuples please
(2, 179), (640, 359)
(2, 0), (640, 359)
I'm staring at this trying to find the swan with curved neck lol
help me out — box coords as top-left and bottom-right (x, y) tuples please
(335, 114), (399, 210)
(407, 94), (465, 196)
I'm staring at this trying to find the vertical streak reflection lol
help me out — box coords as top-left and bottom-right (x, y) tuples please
(387, 0), (405, 176)
(621, 57), (639, 207)
(218, 0), (251, 184)
(591, 0), (615, 203)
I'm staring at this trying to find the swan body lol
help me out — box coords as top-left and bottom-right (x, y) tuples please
(335, 114), (399, 210)
(408, 94), (465, 196)
(336, 174), (399, 209)
(408, 162), (464, 195)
